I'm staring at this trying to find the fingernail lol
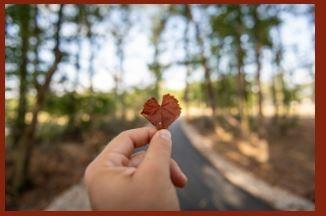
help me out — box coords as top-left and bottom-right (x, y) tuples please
(159, 129), (171, 141)
(175, 163), (187, 182)
(181, 172), (188, 183)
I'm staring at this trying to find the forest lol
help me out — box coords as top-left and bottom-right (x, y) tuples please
(5, 4), (314, 210)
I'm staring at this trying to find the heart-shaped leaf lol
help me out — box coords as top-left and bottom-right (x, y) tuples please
(141, 94), (181, 129)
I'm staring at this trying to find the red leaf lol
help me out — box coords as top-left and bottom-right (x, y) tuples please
(141, 94), (182, 129)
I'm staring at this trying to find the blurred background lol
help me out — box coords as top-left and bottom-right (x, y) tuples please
(5, 4), (314, 210)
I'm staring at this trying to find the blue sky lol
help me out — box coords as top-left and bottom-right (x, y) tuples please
(69, 5), (313, 92)
(6, 4), (315, 97)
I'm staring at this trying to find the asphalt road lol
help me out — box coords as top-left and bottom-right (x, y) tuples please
(170, 121), (273, 210)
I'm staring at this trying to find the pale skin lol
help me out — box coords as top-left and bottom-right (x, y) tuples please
(84, 127), (188, 210)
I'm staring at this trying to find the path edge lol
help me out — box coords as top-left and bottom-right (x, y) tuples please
(45, 181), (91, 211)
(179, 118), (315, 211)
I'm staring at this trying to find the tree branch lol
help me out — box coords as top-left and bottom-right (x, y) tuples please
(38, 4), (64, 96)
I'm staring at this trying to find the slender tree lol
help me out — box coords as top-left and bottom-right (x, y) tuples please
(187, 5), (217, 117)
(12, 5), (65, 192)
(148, 7), (169, 99)
(211, 5), (248, 132)
(181, 6), (192, 119)
(11, 5), (31, 147)
(248, 5), (280, 125)
(168, 5), (199, 118)
(271, 45), (283, 120)
(84, 6), (103, 123)
(272, 24), (287, 120)
(110, 6), (132, 118)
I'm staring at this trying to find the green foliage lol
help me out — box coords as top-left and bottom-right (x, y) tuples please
(210, 6), (246, 42)
(5, 98), (18, 124)
(35, 120), (67, 145)
(215, 74), (237, 109)
(282, 84), (302, 107)
(124, 86), (162, 113)
(185, 82), (205, 105)
(247, 5), (281, 49)
(88, 93), (116, 115)
(44, 92), (116, 117)
(44, 92), (77, 117)
(5, 4), (314, 145)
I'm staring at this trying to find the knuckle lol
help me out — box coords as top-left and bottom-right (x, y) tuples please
(107, 152), (129, 166)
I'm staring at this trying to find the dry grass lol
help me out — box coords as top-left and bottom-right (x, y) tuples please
(189, 115), (315, 201)
(5, 117), (146, 210)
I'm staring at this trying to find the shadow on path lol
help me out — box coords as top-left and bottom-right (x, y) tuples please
(170, 121), (273, 210)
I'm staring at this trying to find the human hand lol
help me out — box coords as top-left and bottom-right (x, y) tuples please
(84, 127), (187, 210)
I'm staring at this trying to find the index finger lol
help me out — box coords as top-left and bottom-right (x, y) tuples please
(101, 127), (157, 158)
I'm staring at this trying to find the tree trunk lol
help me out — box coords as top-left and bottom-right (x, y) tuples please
(183, 73), (190, 119)
(202, 57), (216, 117)
(255, 44), (264, 121)
(190, 8), (216, 117)
(68, 26), (82, 130)
(274, 45), (286, 118)
(88, 37), (95, 124)
(117, 42), (126, 119)
(13, 99), (40, 191)
(153, 71), (161, 99)
(85, 11), (96, 124)
(12, 5), (64, 192)
(32, 6), (41, 92)
(183, 15), (191, 119)
(152, 42), (162, 100)
(271, 72), (279, 120)
(13, 51), (63, 192)
(236, 41), (248, 133)
(12, 6), (31, 147)
(278, 70), (286, 117)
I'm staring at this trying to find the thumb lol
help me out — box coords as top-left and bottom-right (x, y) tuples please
(138, 129), (172, 177)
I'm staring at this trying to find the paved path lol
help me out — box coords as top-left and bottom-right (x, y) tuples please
(47, 121), (273, 210)
(171, 121), (273, 210)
